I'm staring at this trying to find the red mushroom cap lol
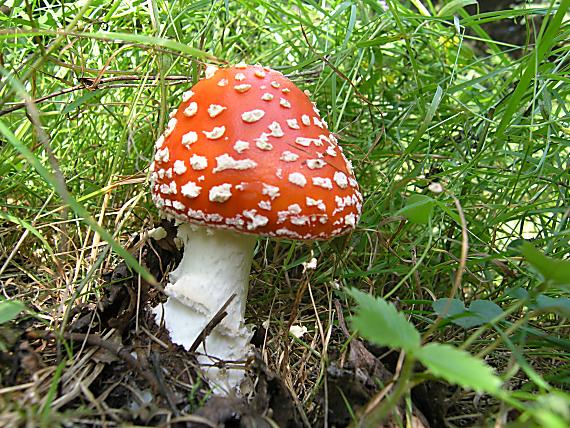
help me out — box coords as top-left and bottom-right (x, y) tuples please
(150, 64), (362, 240)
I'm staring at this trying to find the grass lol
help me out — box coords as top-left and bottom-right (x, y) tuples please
(1, 0), (569, 426)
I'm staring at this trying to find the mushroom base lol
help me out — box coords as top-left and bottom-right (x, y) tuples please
(153, 223), (256, 395)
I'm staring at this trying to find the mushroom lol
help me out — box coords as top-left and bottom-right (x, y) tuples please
(149, 64), (362, 394)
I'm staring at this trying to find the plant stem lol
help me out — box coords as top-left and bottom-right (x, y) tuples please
(359, 354), (416, 428)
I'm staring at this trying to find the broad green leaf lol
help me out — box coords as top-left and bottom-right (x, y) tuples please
(62, 90), (102, 114)
(533, 295), (570, 318)
(437, 201), (462, 227)
(450, 315), (480, 329)
(520, 243), (570, 287)
(397, 194), (435, 225)
(0, 300), (25, 324)
(506, 287), (530, 300)
(417, 343), (502, 394)
(432, 298), (465, 317)
(348, 288), (421, 354)
(468, 300), (504, 324)
(433, 299), (503, 328)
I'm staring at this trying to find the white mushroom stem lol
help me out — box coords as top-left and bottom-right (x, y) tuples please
(153, 223), (256, 395)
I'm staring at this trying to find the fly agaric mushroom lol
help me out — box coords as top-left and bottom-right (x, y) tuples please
(150, 64), (362, 394)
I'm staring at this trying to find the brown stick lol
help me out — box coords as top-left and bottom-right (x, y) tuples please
(189, 293), (236, 353)
(0, 75), (193, 116)
(27, 330), (162, 393)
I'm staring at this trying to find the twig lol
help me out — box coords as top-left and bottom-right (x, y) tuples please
(189, 294), (236, 353)
(162, 415), (218, 428)
(450, 194), (469, 298)
(334, 299), (351, 338)
(46, 55), (141, 75)
(0, 75), (193, 116)
(27, 330), (162, 395)
(0, 382), (36, 395)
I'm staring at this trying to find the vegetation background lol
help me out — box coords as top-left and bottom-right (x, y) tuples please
(0, 0), (569, 427)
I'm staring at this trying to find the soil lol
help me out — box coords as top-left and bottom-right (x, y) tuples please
(0, 221), (509, 427)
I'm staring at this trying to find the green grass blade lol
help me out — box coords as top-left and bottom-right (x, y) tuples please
(0, 121), (156, 285)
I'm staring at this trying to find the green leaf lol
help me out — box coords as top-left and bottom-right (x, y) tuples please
(433, 299), (503, 328)
(468, 300), (504, 324)
(62, 90), (102, 114)
(417, 343), (502, 394)
(533, 295), (570, 318)
(347, 288), (421, 354)
(0, 300), (25, 324)
(397, 194), (435, 225)
(506, 287), (530, 300)
(432, 298), (465, 317)
(520, 242), (570, 287)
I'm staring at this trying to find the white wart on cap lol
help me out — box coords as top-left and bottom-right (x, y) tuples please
(150, 64), (362, 240)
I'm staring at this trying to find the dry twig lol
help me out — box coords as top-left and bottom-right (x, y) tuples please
(26, 330), (167, 398)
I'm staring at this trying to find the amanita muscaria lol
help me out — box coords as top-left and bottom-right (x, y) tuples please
(150, 63), (362, 394)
